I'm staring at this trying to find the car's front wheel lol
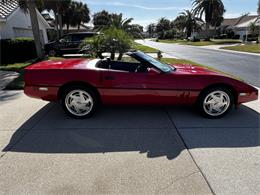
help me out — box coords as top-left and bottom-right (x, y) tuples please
(198, 87), (234, 118)
(61, 86), (97, 119)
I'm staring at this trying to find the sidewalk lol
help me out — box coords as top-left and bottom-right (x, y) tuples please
(199, 44), (260, 56)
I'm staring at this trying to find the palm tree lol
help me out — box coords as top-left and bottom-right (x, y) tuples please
(178, 10), (202, 39)
(93, 10), (111, 30)
(147, 23), (156, 37)
(4, 0), (44, 59)
(192, 0), (225, 40)
(44, 0), (71, 37)
(110, 13), (133, 31)
(72, 1), (90, 30)
(156, 17), (171, 39)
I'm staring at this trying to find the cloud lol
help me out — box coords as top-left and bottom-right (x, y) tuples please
(87, 1), (186, 11)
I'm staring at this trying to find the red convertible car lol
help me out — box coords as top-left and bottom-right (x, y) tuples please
(24, 51), (258, 119)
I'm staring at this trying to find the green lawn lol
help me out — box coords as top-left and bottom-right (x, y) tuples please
(132, 42), (158, 53)
(221, 44), (260, 54)
(157, 39), (242, 46)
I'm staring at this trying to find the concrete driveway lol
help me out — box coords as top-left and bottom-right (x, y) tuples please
(0, 90), (259, 195)
(135, 40), (260, 87)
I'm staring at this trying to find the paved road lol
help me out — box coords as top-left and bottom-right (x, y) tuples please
(136, 40), (260, 87)
(0, 90), (259, 194)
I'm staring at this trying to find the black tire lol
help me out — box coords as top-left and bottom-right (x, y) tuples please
(61, 85), (98, 119)
(197, 87), (234, 119)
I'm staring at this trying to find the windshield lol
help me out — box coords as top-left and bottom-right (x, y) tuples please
(134, 51), (174, 72)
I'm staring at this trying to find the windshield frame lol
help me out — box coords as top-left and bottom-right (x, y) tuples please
(127, 51), (175, 73)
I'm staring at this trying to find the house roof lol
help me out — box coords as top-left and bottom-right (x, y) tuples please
(0, 0), (19, 20)
(222, 18), (240, 27)
(237, 15), (258, 26)
(222, 15), (259, 28)
(236, 17), (260, 28)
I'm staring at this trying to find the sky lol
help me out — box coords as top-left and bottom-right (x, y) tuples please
(82, 0), (259, 27)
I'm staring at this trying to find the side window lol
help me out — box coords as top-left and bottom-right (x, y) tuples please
(72, 34), (84, 42)
(118, 55), (141, 64)
(61, 35), (72, 42)
(72, 34), (92, 42)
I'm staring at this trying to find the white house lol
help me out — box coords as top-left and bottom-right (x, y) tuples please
(234, 16), (260, 39)
(221, 15), (260, 40)
(0, 0), (52, 44)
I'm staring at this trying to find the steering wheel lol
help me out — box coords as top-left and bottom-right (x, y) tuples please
(135, 65), (147, 73)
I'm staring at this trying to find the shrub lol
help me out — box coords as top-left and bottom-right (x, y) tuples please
(81, 27), (133, 60)
(0, 38), (37, 65)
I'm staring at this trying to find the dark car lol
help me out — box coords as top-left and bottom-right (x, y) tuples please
(44, 32), (97, 56)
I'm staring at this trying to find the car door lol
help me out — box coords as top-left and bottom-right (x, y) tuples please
(100, 61), (161, 105)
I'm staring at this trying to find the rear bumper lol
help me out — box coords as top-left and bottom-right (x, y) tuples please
(24, 85), (59, 102)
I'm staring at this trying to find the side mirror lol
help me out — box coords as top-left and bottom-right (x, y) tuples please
(147, 67), (160, 75)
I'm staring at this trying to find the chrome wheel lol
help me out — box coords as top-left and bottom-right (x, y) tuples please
(203, 90), (230, 117)
(65, 90), (93, 116)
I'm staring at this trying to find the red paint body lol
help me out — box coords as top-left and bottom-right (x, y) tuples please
(24, 58), (258, 106)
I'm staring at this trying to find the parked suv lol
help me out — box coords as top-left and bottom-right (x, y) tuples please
(44, 32), (96, 56)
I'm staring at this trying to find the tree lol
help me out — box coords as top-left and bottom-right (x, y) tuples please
(72, 1), (90, 30)
(147, 23), (156, 37)
(82, 27), (133, 60)
(93, 10), (111, 30)
(193, 0), (225, 40)
(4, 0), (44, 59)
(172, 15), (186, 32)
(128, 24), (144, 39)
(43, 0), (71, 37)
(110, 13), (133, 30)
(62, 1), (90, 32)
(249, 22), (260, 36)
(177, 10), (202, 39)
(210, 8), (225, 35)
(156, 17), (171, 39)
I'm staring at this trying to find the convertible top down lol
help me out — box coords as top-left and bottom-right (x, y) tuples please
(24, 51), (258, 118)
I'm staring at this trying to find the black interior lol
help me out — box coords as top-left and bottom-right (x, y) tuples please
(97, 60), (148, 73)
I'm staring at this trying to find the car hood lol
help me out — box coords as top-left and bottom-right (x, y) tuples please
(171, 63), (223, 76)
(26, 58), (93, 70)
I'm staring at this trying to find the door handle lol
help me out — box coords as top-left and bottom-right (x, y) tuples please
(104, 76), (114, 80)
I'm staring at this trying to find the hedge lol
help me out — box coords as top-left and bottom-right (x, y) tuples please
(0, 38), (37, 65)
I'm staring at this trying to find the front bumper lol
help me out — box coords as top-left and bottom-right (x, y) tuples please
(237, 90), (258, 104)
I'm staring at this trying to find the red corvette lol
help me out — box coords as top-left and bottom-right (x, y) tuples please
(24, 51), (258, 119)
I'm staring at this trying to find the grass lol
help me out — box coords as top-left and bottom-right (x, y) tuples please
(132, 42), (158, 53)
(221, 44), (260, 54)
(157, 39), (242, 46)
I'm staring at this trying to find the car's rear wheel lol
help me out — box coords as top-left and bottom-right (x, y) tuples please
(61, 86), (97, 119)
(198, 87), (234, 118)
